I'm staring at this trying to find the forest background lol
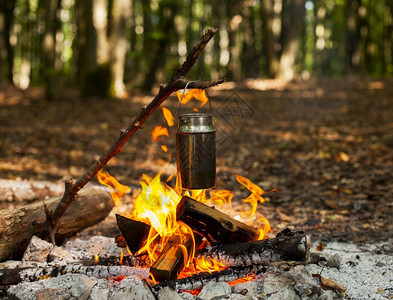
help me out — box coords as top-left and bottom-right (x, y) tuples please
(1, 0), (392, 98)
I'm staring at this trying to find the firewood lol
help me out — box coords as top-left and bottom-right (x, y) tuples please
(206, 228), (309, 267)
(0, 264), (150, 285)
(115, 214), (150, 254)
(176, 196), (259, 245)
(150, 232), (194, 282)
(0, 186), (113, 261)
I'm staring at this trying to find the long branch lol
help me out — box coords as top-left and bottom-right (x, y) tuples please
(45, 28), (224, 243)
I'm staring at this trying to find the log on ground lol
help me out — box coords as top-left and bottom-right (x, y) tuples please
(0, 186), (113, 261)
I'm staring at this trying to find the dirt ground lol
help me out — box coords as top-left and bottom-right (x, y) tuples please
(1, 76), (392, 247)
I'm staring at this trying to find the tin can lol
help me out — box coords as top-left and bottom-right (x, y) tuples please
(176, 113), (216, 189)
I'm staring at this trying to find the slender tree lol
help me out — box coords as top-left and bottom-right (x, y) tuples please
(0, 0), (15, 85)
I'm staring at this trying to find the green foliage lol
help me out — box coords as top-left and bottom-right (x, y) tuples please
(2, 0), (393, 97)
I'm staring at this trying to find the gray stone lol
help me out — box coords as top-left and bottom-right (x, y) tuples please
(262, 270), (295, 295)
(35, 288), (71, 300)
(111, 276), (155, 300)
(89, 279), (114, 300)
(318, 290), (342, 300)
(230, 279), (264, 299)
(269, 286), (300, 300)
(309, 252), (341, 269)
(22, 236), (53, 263)
(287, 265), (322, 297)
(7, 274), (95, 300)
(197, 281), (231, 300)
(225, 294), (254, 300)
(48, 246), (72, 262)
(0, 260), (21, 269)
(157, 287), (183, 300)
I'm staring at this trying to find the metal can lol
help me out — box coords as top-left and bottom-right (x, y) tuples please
(176, 113), (216, 189)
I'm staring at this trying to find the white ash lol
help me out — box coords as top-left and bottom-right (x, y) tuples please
(305, 241), (393, 300)
(62, 236), (124, 260)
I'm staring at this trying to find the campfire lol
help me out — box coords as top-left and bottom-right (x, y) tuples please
(0, 29), (350, 299)
(96, 86), (281, 285)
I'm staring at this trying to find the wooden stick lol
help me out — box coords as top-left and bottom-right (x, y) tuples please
(176, 196), (259, 245)
(45, 28), (224, 243)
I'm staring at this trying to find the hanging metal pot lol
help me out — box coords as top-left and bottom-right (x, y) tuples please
(175, 85), (216, 189)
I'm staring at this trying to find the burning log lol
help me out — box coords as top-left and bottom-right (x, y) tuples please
(0, 263), (149, 285)
(115, 214), (150, 254)
(0, 186), (113, 261)
(152, 265), (264, 294)
(176, 196), (259, 245)
(150, 232), (194, 282)
(152, 229), (308, 289)
(206, 228), (309, 267)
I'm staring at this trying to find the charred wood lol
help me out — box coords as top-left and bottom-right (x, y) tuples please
(152, 265), (267, 294)
(115, 214), (150, 254)
(0, 186), (113, 261)
(206, 229), (309, 267)
(176, 196), (259, 245)
(0, 263), (149, 285)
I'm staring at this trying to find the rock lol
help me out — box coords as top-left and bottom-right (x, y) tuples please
(269, 286), (300, 300)
(309, 252), (341, 269)
(230, 277), (264, 298)
(35, 288), (71, 300)
(111, 277), (155, 300)
(7, 274), (95, 300)
(89, 279), (113, 300)
(287, 265), (322, 297)
(318, 290), (342, 300)
(48, 246), (72, 262)
(262, 270), (295, 295)
(22, 236), (53, 263)
(156, 287), (183, 300)
(198, 281), (231, 300)
(0, 260), (21, 269)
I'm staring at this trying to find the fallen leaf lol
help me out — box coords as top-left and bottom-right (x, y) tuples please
(312, 274), (347, 294)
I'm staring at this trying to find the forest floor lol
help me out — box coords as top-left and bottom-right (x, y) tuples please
(0, 76), (392, 248)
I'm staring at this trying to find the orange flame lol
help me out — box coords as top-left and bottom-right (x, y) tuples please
(94, 254), (99, 263)
(179, 255), (227, 278)
(176, 89), (209, 107)
(151, 126), (169, 141)
(160, 145), (168, 152)
(161, 107), (174, 127)
(99, 167), (273, 279)
(97, 170), (131, 206)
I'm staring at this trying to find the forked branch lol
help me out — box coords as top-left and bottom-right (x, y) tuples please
(43, 28), (224, 244)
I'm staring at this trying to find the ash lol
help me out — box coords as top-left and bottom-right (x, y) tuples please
(1, 235), (392, 299)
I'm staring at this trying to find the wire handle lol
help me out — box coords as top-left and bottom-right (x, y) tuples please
(178, 81), (212, 116)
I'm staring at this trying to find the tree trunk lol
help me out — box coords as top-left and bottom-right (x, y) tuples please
(108, 0), (131, 98)
(142, 0), (177, 91)
(261, 0), (280, 77)
(0, 0), (15, 86)
(39, 0), (58, 100)
(346, 0), (361, 71)
(77, 0), (111, 98)
(278, 0), (305, 81)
